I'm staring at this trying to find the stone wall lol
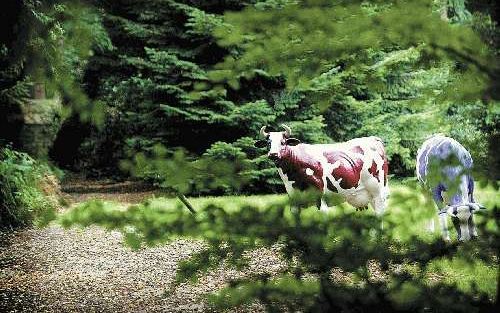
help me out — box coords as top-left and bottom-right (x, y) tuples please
(18, 93), (63, 159)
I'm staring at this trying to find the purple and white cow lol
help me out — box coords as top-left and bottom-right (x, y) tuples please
(416, 134), (485, 241)
(255, 124), (389, 214)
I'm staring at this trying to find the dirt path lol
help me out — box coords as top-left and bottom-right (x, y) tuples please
(0, 179), (281, 312)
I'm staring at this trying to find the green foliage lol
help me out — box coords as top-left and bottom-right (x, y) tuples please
(447, 0), (472, 24)
(59, 182), (499, 311)
(208, 275), (321, 310)
(213, 0), (494, 91)
(0, 147), (56, 229)
(31, 1), (500, 310)
(120, 145), (252, 195)
(1, 1), (498, 310)
(75, 0), (331, 178)
(0, 1), (111, 125)
(203, 0), (499, 177)
(13, 0), (489, 183)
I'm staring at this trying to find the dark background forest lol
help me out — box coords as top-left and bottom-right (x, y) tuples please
(1, 0), (498, 196)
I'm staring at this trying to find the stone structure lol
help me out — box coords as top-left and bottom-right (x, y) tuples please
(18, 83), (63, 159)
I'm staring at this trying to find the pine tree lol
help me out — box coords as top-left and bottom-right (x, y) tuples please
(209, 0), (498, 177)
(78, 0), (328, 181)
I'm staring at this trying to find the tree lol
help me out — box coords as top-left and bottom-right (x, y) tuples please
(70, 0), (328, 181)
(208, 0), (498, 177)
(0, 0), (112, 152)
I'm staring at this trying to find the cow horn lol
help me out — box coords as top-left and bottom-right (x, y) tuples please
(260, 126), (269, 137)
(281, 124), (291, 137)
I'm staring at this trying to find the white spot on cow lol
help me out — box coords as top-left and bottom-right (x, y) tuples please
(305, 168), (314, 176)
(331, 160), (342, 169)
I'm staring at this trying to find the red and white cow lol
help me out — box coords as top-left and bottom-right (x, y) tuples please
(255, 125), (389, 214)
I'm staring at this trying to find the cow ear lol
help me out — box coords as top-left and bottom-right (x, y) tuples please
(254, 140), (268, 148)
(286, 138), (301, 146)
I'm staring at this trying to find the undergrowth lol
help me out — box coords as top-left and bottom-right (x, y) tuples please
(0, 146), (57, 229)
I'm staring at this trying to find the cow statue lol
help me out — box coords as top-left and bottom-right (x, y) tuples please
(416, 134), (486, 241)
(255, 124), (389, 215)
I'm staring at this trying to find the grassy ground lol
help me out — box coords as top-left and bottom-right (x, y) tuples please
(144, 180), (498, 212)
(128, 181), (499, 299)
(63, 181), (500, 299)
(2, 178), (496, 312)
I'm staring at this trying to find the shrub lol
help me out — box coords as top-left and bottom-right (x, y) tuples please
(0, 147), (57, 229)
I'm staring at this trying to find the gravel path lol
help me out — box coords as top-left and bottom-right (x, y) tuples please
(0, 180), (284, 312)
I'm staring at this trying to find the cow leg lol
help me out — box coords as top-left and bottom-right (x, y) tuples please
(370, 195), (386, 230)
(278, 168), (298, 213)
(468, 214), (478, 238)
(319, 197), (329, 212)
(438, 213), (451, 241)
(427, 218), (436, 233)
(372, 196), (386, 216)
(467, 177), (480, 237)
(451, 216), (462, 240)
(283, 189), (298, 213)
(467, 175), (475, 203)
(430, 185), (450, 241)
(284, 187), (298, 214)
(432, 184), (445, 207)
(287, 190), (299, 214)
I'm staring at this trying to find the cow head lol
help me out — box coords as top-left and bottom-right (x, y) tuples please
(255, 124), (301, 160)
(442, 203), (486, 241)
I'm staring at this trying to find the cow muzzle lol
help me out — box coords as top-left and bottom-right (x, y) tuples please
(268, 152), (279, 160)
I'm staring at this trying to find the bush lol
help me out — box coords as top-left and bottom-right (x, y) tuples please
(203, 138), (279, 195)
(0, 147), (57, 229)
